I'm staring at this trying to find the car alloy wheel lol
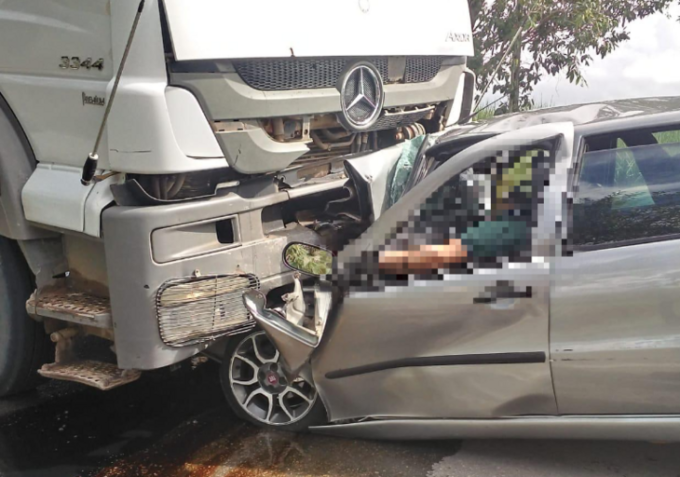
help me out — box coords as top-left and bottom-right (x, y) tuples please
(228, 331), (317, 426)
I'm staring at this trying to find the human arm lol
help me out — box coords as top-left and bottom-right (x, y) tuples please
(378, 238), (468, 274)
(378, 220), (528, 274)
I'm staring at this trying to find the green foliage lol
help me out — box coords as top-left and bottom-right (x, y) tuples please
(474, 105), (497, 121)
(473, 99), (552, 121)
(614, 140), (646, 188)
(613, 134), (680, 187)
(654, 130), (680, 144)
(470, 0), (675, 112)
(284, 244), (333, 276)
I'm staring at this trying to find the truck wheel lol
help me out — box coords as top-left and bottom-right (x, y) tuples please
(0, 236), (51, 397)
(220, 329), (327, 432)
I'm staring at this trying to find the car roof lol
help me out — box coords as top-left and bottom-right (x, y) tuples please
(438, 96), (680, 142)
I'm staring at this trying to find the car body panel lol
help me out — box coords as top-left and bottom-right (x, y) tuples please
(552, 206), (680, 416)
(313, 281), (557, 421)
(311, 415), (680, 441)
(243, 289), (319, 376)
(437, 98), (680, 145)
(343, 144), (404, 221)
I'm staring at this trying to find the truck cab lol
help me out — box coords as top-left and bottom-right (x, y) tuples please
(0, 0), (474, 395)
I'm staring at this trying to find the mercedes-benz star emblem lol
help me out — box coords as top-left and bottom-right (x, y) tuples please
(337, 62), (384, 132)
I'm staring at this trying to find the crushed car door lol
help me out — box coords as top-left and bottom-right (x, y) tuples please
(311, 123), (574, 422)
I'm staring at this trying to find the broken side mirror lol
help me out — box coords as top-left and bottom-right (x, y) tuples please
(283, 242), (333, 277)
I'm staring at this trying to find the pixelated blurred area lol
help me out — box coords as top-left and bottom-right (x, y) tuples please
(336, 140), (561, 291)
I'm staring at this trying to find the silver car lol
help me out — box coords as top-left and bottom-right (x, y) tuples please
(221, 98), (680, 442)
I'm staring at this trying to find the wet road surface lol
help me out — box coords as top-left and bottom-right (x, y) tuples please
(1, 363), (680, 477)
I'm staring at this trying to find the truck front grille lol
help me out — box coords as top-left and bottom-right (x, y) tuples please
(404, 57), (445, 83)
(156, 274), (259, 347)
(369, 106), (435, 131)
(234, 57), (443, 91)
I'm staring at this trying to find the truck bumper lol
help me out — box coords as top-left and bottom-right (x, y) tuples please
(102, 185), (323, 370)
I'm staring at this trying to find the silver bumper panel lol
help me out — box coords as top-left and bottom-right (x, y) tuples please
(103, 189), (324, 370)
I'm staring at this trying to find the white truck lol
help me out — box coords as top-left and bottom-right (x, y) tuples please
(0, 0), (473, 408)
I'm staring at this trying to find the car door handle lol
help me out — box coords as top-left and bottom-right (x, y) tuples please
(473, 285), (532, 305)
(487, 297), (517, 309)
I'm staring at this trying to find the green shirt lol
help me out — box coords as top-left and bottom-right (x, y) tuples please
(460, 220), (529, 258)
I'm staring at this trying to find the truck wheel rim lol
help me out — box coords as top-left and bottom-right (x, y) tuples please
(229, 331), (317, 426)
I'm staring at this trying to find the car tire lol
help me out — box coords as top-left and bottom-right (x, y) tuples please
(220, 329), (327, 432)
(0, 236), (52, 397)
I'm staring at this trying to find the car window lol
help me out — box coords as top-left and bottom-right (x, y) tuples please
(336, 127), (572, 292)
(612, 141), (653, 210)
(573, 126), (680, 248)
(378, 144), (555, 282)
(653, 130), (680, 145)
(401, 134), (497, 198)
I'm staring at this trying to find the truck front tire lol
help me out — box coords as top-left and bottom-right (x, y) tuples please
(0, 236), (51, 397)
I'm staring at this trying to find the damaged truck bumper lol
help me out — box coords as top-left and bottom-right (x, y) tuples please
(102, 184), (325, 370)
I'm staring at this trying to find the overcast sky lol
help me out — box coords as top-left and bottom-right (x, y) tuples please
(528, 5), (680, 107)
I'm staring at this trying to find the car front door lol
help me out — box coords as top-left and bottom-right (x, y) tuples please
(311, 123), (574, 423)
(552, 122), (680, 414)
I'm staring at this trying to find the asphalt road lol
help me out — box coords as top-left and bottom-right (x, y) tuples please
(1, 364), (680, 477)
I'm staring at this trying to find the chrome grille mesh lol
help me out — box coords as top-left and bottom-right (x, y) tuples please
(369, 106), (435, 131)
(156, 274), (259, 347)
(234, 57), (442, 91)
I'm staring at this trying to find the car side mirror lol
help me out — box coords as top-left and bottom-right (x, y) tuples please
(283, 242), (333, 277)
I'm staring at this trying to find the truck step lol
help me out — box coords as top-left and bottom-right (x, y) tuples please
(38, 360), (141, 391)
(26, 286), (112, 329)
